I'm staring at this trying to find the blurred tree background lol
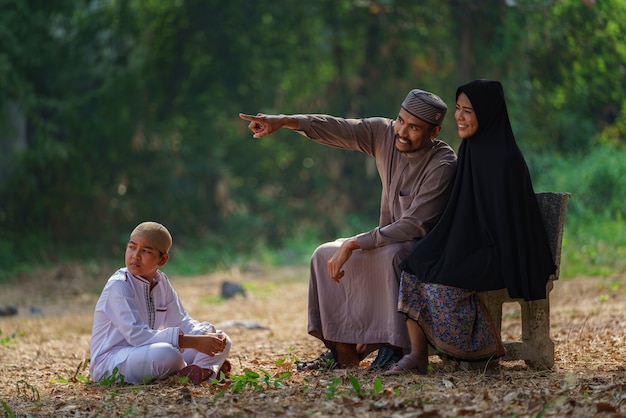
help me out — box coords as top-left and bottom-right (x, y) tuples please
(0, 0), (624, 278)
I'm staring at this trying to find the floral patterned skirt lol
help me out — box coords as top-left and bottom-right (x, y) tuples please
(398, 271), (505, 361)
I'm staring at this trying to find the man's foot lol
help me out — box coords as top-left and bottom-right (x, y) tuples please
(384, 354), (427, 375)
(335, 342), (360, 368)
(357, 343), (384, 358)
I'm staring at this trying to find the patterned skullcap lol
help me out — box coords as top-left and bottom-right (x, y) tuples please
(130, 222), (172, 254)
(401, 89), (447, 126)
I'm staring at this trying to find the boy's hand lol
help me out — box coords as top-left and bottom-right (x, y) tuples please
(200, 332), (227, 356)
(179, 332), (227, 356)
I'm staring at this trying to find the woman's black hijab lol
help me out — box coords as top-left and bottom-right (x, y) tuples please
(400, 79), (555, 300)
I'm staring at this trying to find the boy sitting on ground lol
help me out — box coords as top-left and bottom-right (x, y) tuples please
(89, 221), (231, 385)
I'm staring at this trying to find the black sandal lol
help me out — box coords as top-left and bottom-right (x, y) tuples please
(296, 349), (338, 371)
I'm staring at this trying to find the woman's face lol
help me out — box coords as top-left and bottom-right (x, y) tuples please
(455, 92), (479, 139)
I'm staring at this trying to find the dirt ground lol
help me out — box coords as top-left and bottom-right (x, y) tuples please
(1, 264), (625, 417)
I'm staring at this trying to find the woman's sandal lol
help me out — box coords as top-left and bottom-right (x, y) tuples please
(384, 354), (425, 375)
(296, 349), (338, 371)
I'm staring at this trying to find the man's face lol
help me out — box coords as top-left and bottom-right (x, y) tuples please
(393, 108), (440, 153)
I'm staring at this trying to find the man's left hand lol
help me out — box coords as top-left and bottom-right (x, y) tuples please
(327, 238), (361, 283)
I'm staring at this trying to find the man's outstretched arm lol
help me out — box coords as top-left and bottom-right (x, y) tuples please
(239, 113), (299, 138)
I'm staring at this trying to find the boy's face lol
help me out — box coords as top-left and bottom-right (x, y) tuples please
(125, 235), (169, 281)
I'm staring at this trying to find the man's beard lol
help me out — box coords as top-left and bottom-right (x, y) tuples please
(395, 134), (412, 153)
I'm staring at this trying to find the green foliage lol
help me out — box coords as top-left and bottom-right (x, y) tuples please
(50, 374), (90, 385)
(316, 356), (337, 372)
(0, 330), (22, 346)
(275, 346), (300, 365)
(528, 143), (626, 277)
(15, 380), (39, 402)
(0, 0), (625, 282)
(229, 369), (291, 394)
(50, 359), (91, 385)
(0, 239), (19, 276)
(325, 376), (342, 399)
(522, 0), (626, 151)
(373, 376), (383, 394)
(97, 367), (127, 387)
(0, 399), (16, 418)
(325, 374), (384, 399)
(348, 375), (366, 397)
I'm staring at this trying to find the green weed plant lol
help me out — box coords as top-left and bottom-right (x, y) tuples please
(0, 330), (23, 346)
(229, 369), (292, 393)
(16, 380), (39, 402)
(0, 399), (16, 418)
(325, 375), (384, 399)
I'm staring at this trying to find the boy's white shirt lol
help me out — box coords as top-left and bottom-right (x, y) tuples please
(89, 268), (216, 380)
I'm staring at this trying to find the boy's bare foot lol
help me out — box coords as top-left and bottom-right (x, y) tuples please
(218, 359), (232, 377)
(178, 364), (204, 384)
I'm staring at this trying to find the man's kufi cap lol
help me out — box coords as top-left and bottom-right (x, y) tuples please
(401, 89), (447, 126)
(130, 222), (172, 254)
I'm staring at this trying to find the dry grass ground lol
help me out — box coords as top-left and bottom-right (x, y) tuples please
(1, 264), (626, 417)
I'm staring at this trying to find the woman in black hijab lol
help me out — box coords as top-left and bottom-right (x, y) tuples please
(387, 80), (555, 374)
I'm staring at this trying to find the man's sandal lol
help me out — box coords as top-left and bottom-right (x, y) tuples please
(368, 346), (403, 370)
(296, 349), (338, 371)
(384, 354), (425, 375)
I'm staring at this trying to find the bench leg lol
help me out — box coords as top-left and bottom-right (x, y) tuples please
(510, 281), (554, 368)
(522, 297), (554, 368)
(481, 283), (555, 369)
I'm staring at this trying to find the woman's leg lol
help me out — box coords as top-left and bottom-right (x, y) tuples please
(386, 319), (428, 374)
(406, 319), (428, 373)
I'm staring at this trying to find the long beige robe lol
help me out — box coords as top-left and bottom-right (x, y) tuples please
(294, 114), (457, 350)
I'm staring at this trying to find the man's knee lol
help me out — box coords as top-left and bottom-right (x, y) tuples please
(311, 241), (336, 261)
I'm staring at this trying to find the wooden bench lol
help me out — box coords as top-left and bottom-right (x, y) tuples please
(477, 191), (571, 369)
